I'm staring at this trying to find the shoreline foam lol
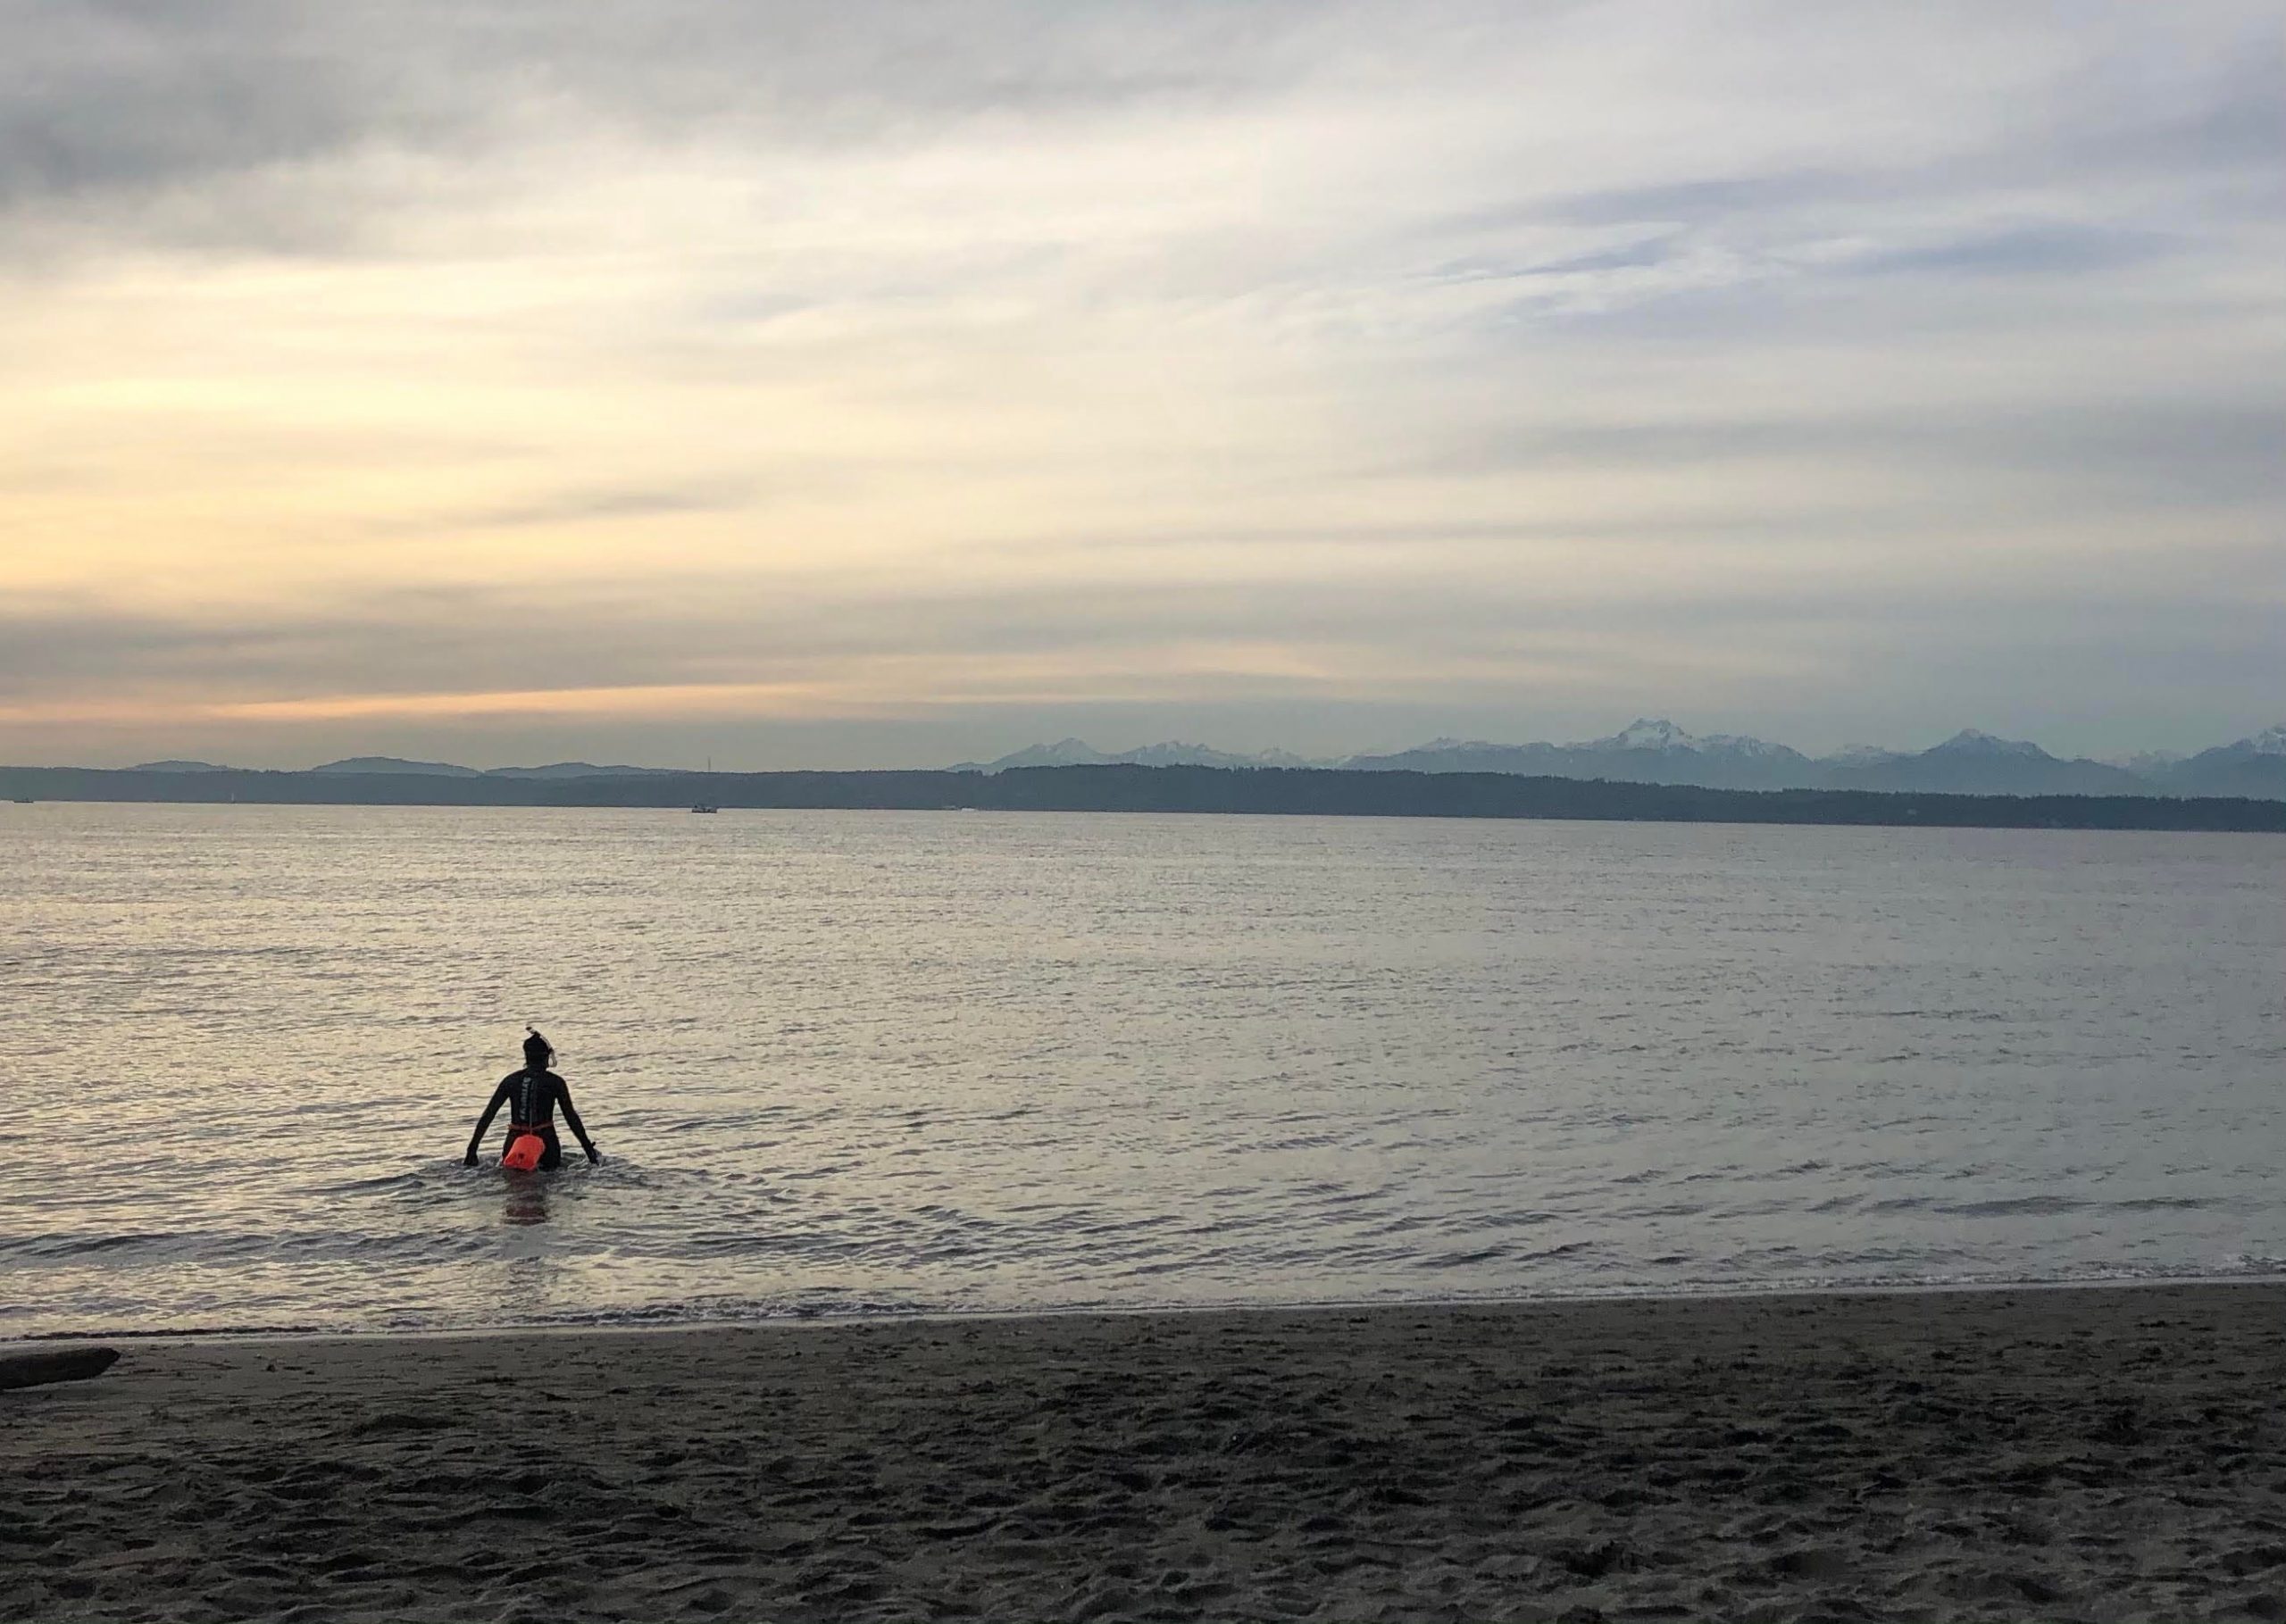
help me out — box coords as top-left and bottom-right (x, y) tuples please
(13, 1264), (2286, 1348)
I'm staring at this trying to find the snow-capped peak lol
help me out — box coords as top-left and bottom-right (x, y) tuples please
(1565, 719), (1798, 759)
(2247, 725), (2286, 757)
(1697, 732), (1798, 760)
(1590, 718), (1697, 751)
(1932, 729), (2048, 759)
(2107, 749), (2183, 773)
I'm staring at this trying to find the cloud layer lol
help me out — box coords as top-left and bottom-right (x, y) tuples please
(1, 1), (2280, 766)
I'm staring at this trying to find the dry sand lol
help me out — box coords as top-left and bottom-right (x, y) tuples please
(6, 1284), (2286, 1621)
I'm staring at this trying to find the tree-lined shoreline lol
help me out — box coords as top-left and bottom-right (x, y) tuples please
(4, 762), (2282, 833)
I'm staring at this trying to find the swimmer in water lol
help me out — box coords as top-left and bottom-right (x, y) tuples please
(464, 1029), (601, 1170)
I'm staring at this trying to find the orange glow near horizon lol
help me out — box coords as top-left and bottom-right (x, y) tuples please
(2, 7), (2279, 768)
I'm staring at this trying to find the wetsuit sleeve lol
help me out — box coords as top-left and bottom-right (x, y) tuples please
(552, 1073), (597, 1158)
(463, 1078), (512, 1163)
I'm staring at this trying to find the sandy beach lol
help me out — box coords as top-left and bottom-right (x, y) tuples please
(6, 1284), (2286, 1621)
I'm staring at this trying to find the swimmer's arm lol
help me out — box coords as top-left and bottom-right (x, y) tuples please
(554, 1073), (600, 1163)
(463, 1079), (510, 1166)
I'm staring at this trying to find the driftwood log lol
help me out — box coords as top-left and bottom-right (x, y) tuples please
(0, 1347), (121, 1391)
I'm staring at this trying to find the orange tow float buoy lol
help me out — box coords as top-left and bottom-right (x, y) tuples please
(501, 1132), (545, 1172)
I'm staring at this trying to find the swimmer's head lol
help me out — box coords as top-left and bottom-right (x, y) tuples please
(522, 1028), (553, 1068)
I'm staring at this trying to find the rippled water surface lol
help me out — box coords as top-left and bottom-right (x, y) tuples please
(4, 802), (2282, 1336)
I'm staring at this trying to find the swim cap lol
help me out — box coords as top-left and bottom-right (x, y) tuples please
(522, 1028), (553, 1067)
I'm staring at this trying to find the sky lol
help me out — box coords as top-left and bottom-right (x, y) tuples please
(1, 1), (2280, 770)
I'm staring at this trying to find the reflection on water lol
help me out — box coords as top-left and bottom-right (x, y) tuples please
(492, 1167), (563, 1325)
(3, 802), (2283, 1336)
(501, 1171), (552, 1228)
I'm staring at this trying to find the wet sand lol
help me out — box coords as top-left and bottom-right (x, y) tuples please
(6, 1284), (2286, 1621)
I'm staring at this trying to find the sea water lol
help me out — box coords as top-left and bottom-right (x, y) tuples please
(3, 802), (2281, 1337)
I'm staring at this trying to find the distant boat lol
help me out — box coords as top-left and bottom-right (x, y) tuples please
(690, 804), (719, 814)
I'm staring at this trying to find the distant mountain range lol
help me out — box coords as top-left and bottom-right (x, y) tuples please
(116, 722), (2286, 800)
(136, 757), (681, 780)
(947, 738), (1322, 773)
(950, 720), (2286, 800)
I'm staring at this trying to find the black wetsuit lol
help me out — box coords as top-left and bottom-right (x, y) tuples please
(466, 1067), (592, 1170)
